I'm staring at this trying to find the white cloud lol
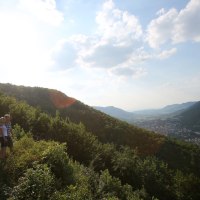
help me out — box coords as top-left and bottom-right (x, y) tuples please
(157, 48), (177, 60)
(50, 0), (181, 78)
(50, 34), (94, 69)
(82, 43), (133, 68)
(96, 0), (142, 46)
(51, 35), (151, 77)
(173, 0), (200, 43)
(110, 66), (147, 79)
(19, 0), (64, 26)
(156, 8), (165, 16)
(146, 0), (200, 48)
(127, 47), (152, 64)
(146, 8), (178, 48)
(80, 0), (144, 71)
(51, 0), (144, 75)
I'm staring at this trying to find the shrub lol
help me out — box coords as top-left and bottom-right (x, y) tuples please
(42, 143), (74, 187)
(9, 164), (55, 200)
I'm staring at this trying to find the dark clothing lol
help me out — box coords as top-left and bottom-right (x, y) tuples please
(6, 136), (13, 148)
(0, 137), (7, 148)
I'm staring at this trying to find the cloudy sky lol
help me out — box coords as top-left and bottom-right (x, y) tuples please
(0, 0), (200, 111)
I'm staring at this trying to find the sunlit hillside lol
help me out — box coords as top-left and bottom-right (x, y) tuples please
(0, 83), (200, 199)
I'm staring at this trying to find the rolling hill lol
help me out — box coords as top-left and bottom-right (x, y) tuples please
(0, 83), (200, 174)
(179, 101), (200, 131)
(0, 83), (164, 155)
(0, 82), (200, 200)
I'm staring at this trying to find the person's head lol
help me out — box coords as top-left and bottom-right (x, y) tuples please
(0, 117), (5, 125)
(4, 114), (11, 122)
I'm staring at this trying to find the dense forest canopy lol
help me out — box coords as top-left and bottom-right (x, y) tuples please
(0, 83), (200, 200)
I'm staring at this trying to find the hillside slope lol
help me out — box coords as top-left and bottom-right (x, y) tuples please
(0, 83), (200, 179)
(0, 92), (200, 200)
(0, 83), (164, 155)
(1, 83), (200, 175)
(179, 101), (200, 131)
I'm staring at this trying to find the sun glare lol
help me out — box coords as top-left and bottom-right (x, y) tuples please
(49, 90), (76, 109)
(0, 12), (46, 75)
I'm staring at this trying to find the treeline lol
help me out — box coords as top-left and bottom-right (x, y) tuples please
(0, 94), (200, 199)
(0, 83), (165, 155)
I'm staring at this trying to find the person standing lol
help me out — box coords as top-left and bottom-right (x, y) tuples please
(4, 114), (13, 152)
(0, 117), (7, 159)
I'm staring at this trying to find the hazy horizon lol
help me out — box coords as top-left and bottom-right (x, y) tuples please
(0, 0), (200, 110)
(93, 100), (198, 112)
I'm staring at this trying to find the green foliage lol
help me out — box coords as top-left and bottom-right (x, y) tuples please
(70, 162), (97, 199)
(173, 171), (200, 200)
(0, 83), (56, 114)
(0, 161), (10, 200)
(97, 169), (129, 199)
(47, 117), (99, 165)
(9, 101), (36, 132)
(42, 143), (74, 187)
(65, 185), (93, 200)
(157, 138), (200, 176)
(105, 146), (174, 199)
(138, 157), (174, 200)
(91, 143), (116, 171)
(0, 83), (166, 156)
(9, 164), (55, 200)
(111, 146), (142, 188)
(0, 93), (16, 115)
(4, 136), (53, 184)
(32, 112), (51, 140)
(96, 169), (150, 200)
(98, 169), (121, 198)
(1, 84), (200, 200)
(12, 124), (29, 141)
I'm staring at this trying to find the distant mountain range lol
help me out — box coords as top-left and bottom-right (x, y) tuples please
(94, 106), (135, 121)
(95, 101), (200, 145)
(94, 101), (197, 122)
(133, 102), (196, 115)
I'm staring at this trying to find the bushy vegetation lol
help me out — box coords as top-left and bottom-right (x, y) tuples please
(0, 84), (200, 199)
(0, 135), (150, 200)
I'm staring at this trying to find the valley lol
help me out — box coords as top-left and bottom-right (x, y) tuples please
(95, 101), (200, 145)
(134, 118), (200, 145)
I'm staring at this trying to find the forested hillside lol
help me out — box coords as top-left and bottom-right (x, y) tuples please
(0, 83), (165, 155)
(0, 83), (200, 199)
(179, 101), (200, 131)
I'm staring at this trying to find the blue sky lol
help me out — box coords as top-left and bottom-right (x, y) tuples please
(0, 0), (200, 110)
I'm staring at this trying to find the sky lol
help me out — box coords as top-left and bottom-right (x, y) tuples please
(0, 0), (200, 111)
